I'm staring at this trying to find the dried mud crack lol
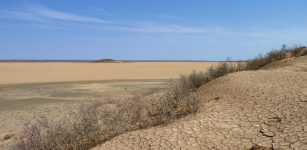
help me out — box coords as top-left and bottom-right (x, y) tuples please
(92, 56), (307, 150)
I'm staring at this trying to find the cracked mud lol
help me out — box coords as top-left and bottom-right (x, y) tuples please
(93, 56), (307, 150)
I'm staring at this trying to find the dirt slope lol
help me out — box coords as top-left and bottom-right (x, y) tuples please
(261, 55), (307, 72)
(93, 56), (307, 150)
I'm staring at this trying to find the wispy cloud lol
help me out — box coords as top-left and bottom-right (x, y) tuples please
(0, 3), (213, 34)
(104, 22), (210, 34)
(0, 3), (110, 24)
(1, 10), (44, 22)
(2, 3), (307, 40)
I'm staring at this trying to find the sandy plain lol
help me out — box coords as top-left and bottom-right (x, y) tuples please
(1, 57), (307, 149)
(0, 62), (217, 139)
(0, 62), (217, 85)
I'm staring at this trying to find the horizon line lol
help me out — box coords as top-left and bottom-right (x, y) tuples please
(0, 59), (246, 63)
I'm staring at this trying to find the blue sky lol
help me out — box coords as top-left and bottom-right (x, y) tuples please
(1, 0), (307, 60)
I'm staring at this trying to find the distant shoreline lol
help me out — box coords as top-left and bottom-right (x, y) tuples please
(0, 60), (246, 63)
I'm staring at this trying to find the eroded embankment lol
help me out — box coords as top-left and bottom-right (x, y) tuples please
(93, 56), (307, 149)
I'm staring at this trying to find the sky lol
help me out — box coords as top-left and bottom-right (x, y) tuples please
(0, 0), (307, 61)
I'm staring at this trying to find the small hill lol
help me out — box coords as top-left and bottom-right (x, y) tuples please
(262, 54), (307, 72)
(93, 55), (307, 149)
(93, 59), (120, 63)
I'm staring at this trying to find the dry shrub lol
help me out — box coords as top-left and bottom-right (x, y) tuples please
(13, 61), (243, 150)
(13, 92), (199, 150)
(13, 44), (307, 150)
(291, 46), (307, 57)
(14, 103), (105, 150)
(142, 61), (244, 125)
(245, 50), (288, 70)
(206, 62), (245, 80)
(177, 71), (208, 91)
(267, 50), (288, 62)
(246, 45), (307, 70)
(245, 54), (267, 70)
(145, 91), (199, 125)
(174, 61), (244, 93)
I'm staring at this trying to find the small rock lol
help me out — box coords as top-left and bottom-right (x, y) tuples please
(280, 142), (291, 146)
(290, 142), (307, 149)
(272, 143), (280, 149)
(269, 117), (282, 123)
(250, 145), (272, 150)
(279, 145), (291, 149)
(3, 133), (14, 141)
(258, 140), (273, 148)
(300, 95), (307, 102)
(214, 97), (220, 100)
(260, 130), (275, 137)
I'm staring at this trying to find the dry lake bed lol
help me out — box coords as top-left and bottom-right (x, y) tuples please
(0, 62), (217, 134)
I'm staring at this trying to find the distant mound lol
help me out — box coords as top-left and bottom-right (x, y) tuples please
(93, 59), (120, 63)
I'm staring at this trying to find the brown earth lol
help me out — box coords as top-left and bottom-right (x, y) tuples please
(0, 62), (217, 85)
(0, 80), (170, 146)
(0, 62), (217, 149)
(92, 56), (307, 150)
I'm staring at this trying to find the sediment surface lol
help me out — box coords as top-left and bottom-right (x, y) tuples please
(93, 56), (307, 150)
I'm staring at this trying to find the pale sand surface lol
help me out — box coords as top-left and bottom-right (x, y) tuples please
(0, 62), (217, 148)
(0, 62), (217, 85)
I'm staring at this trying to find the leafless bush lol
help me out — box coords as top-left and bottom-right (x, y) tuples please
(245, 50), (288, 70)
(206, 61), (245, 79)
(13, 91), (199, 150)
(246, 45), (307, 70)
(173, 61), (244, 93)
(144, 91), (199, 125)
(13, 44), (307, 150)
(10, 61), (249, 150)
(291, 46), (307, 57)
(14, 103), (105, 150)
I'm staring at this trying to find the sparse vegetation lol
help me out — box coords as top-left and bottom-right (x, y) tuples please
(13, 91), (199, 150)
(245, 45), (307, 70)
(12, 61), (242, 150)
(12, 45), (307, 150)
(290, 46), (307, 57)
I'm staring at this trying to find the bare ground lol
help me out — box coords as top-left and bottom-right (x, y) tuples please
(0, 80), (169, 148)
(0, 62), (215, 141)
(0, 62), (217, 149)
(92, 56), (307, 150)
(0, 62), (216, 85)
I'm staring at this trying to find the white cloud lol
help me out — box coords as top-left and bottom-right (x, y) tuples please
(1, 3), (307, 41)
(1, 10), (43, 22)
(0, 3), (216, 34)
(0, 3), (110, 24)
(104, 22), (210, 33)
